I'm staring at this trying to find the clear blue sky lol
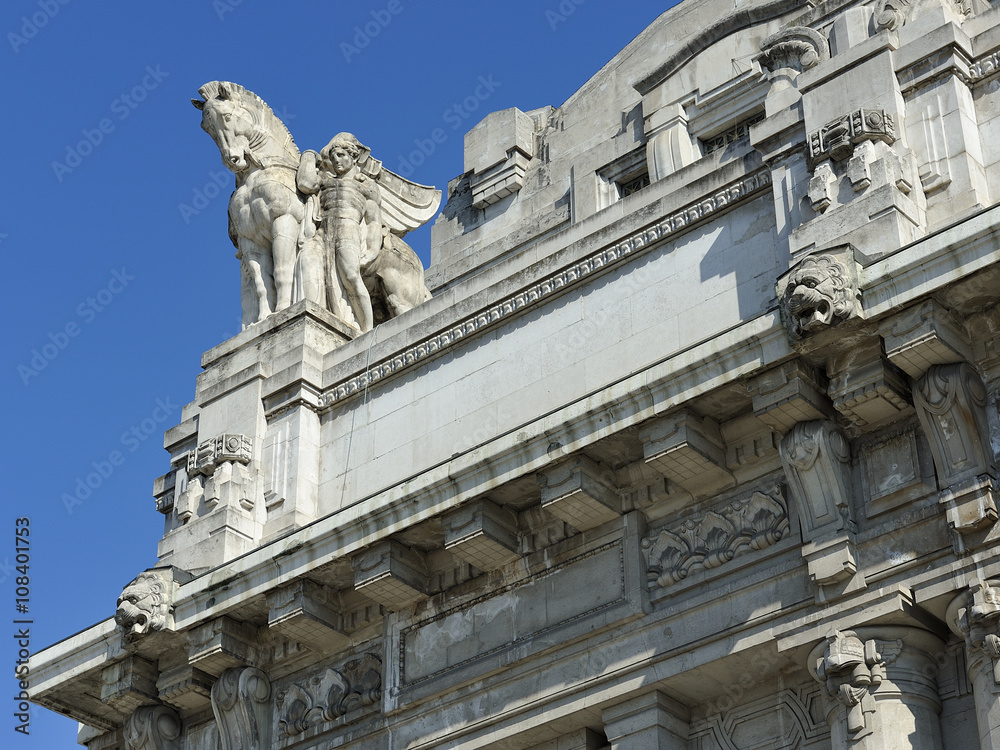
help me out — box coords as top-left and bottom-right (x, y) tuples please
(2, 1), (678, 745)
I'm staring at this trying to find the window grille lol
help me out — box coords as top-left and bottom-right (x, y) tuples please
(700, 111), (765, 154)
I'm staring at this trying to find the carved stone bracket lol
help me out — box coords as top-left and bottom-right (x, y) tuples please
(827, 337), (911, 433)
(537, 455), (622, 532)
(780, 420), (866, 599)
(352, 540), (429, 610)
(116, 568), (184, 643)
(809, 110), (896, 165)
(951, 579), (1000, 686)
(101, 656), (159, 716)
(642, 485), (789, 588)
(879, 299), (972, 381)
(276, 653), (382, 738)
(179, 433), (257, 520)
(874, 0), (912, 32)
(124, 705), (181, 750)
(640, 411), (734, 498)
(781, 420), (854, 540)
(758, 26), (830, 90)
(187, 617), (259, 677)
(814, 632), (892, 740)
(442, 498), (521, 570)
(777, 251), (862, 343)
(267, 580), (350, 654)
(913, 363), (998, 548)
(748, 360), (832, 434)
(210, 667), (272, 750)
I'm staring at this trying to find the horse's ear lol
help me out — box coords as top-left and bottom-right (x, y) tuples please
(191, 99), (205, 110)
(217, 84), (231, 100)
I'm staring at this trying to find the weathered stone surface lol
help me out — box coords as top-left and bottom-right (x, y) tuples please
(33, 1), (1000, 749)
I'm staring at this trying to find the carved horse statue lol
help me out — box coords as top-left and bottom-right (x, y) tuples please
(193, 81), (441, 331)
(193, 81), (305, 328)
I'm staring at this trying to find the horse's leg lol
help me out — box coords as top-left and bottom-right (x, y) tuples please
(241, 239), (273, 322)
(271, 213), (299, 312)
(240, 259), (258, 329)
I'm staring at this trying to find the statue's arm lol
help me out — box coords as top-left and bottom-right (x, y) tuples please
(296, 150), (321, 194)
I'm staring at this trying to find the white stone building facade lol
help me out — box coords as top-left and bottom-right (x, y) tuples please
(30, 0), (1000, 748)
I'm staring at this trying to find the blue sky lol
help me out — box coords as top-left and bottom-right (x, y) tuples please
(2, 0), (677, 745)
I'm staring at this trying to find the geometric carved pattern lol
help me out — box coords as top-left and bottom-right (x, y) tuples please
(276, 654), (382, 738)
(642, 486), (789, 588)
(187, 434), (253, 477)
(689, 685), (827, 750)
(808, 109), (895, 164)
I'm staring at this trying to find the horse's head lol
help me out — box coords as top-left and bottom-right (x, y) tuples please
(192, 83), (256, 172)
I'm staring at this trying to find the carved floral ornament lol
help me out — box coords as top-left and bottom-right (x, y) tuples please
(642, 488), (789, 588)
(778, 254), (862, 341)
(276, 654), (382, 737)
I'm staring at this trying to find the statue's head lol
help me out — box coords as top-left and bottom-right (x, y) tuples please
(192, 82), (255, 172)
(781, 255), (857, 340)
(321, 133), (364, 176)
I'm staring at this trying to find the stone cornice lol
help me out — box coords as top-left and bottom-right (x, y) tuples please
(320, 170), (773, 409)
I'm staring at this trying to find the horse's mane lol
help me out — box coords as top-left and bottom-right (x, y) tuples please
(198, 81), (300, 167)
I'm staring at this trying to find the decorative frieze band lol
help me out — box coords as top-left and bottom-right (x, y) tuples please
(642, 485), (789, 588)
(320, 170), (772, 408)
(275, 654), (382, 738)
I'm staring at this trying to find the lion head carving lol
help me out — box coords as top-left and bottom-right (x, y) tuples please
(115, 571), (171, 641)
(781, 255), (859, 340)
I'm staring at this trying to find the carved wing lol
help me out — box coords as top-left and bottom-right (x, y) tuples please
(356, 151), (442, 237)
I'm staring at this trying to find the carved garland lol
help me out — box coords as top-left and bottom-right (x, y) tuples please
(276, 654), (382, 738)
(320, 170), (772, 408)
(642, 487), (790, 588)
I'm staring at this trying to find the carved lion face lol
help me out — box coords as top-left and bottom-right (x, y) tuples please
(781, 256), (856, 340)
(115, 572), (168, 641)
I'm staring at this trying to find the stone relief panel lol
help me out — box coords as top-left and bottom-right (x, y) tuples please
(689, 686), (828, 750)
(275, 653), (382, 741)
(778, 254), (861, 342)
(642, 485), (790, 589)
